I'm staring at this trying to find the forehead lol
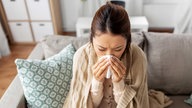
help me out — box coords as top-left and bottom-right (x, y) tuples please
(93, 32), (126, 47)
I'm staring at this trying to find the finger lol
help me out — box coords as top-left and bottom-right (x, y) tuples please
(93, 57), (107, 70)
(110, 65), (123, 79)
(112, 56), (126, 71)
(92, 58), (109, 78)
(110, 67), (122, 82)
(94, 58), (109, 73)
(110, 66), (119, 77)
(93, 57), (109, 74)
(95, 61), (110, 77)
(110, 59), (124, 77)
(97, 68), (108, 81)
(111, 57), (126, 74)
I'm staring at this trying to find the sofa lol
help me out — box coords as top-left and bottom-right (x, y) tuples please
(0, 32), (192, 108)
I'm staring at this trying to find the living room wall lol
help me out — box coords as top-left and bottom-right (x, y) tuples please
(143, 0), (180, 28)
(60, 0), (180, 31)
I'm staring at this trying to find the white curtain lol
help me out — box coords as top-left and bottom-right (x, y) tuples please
(0, 22), (10, 58)
(174, 0), (192, 33)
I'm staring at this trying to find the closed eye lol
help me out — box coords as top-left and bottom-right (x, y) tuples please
(98, 45), (107, 51)
(98, 48), (106, 51)
(114, 49), (122, 52)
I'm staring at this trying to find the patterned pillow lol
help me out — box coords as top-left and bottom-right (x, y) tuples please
(15, 44), (76, 108)
(184, 93), (192, 106)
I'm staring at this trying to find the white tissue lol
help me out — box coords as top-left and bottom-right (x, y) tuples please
(99, 55), (112, 79)
(106, 66), (111, 79)
(106, 55), (112, 79)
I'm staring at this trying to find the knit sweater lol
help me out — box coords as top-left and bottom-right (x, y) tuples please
(63, 42), (151, 108)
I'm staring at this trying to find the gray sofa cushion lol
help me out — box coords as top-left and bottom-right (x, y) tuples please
(41, 35), (89, 59)
(71, 37), (90, 50)
(144, 32), (192, 95)
(41, 33), (144, 59)
(41, 35), (76, 59)
(131, 32), (145, 49)
(168, 96), (191, 108)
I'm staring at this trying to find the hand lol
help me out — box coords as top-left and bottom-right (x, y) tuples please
(92, 57), (110, 82)
(110, 56), (126, 82)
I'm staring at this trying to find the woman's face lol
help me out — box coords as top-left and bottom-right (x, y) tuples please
(93, 32), (127, 59)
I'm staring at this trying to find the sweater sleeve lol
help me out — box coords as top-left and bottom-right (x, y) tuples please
(63, 43), (93, 108)
(116, 44), (149, 108)
(90, 77), (104, 107)
(113, 79), (125, 103)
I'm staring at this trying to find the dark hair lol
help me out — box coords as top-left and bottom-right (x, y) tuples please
(90, 2), (131, 53)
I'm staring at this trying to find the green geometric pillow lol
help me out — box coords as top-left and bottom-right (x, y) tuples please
(15, 44), (75, 108)
(184, 93), (192, 106)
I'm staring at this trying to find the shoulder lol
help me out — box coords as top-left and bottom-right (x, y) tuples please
(73, 42), (92, 61)
(128, 43), (147, 81)
(130, 43), (147, 64)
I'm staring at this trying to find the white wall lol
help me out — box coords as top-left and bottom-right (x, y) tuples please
(60, 0), (181, 31)
(60, 0), (80, 31)
(60, 0), (104, 31)
(143, 0), (180, 28)
(143, 3), (178, 27)
(0, 21), (10, 57)
(125, 0), (143, 16)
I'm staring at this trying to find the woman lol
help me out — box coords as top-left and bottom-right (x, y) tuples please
(63, 2), (149, 108)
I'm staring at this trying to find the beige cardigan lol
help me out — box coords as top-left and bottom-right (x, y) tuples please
(63, 42), (172, 108)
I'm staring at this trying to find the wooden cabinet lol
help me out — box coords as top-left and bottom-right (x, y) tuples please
(2, 0), (28, 20)
(26, 0), (52, 20)
(31, 22), (54, 41)
(0, 0), (62, 43)
(8, 22), (33, 42)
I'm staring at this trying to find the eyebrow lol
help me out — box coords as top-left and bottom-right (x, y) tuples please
(113, 46), (123, 49)
(98, 45), (107, 49)
(97, 44), (123, 49)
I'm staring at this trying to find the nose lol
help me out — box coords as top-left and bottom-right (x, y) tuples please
(106, 50), (114, 56)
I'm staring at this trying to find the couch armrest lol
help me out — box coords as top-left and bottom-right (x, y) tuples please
(0, 43), (44, 108)
(28, 43), (44, 60)
(0, 75), (26, 108)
